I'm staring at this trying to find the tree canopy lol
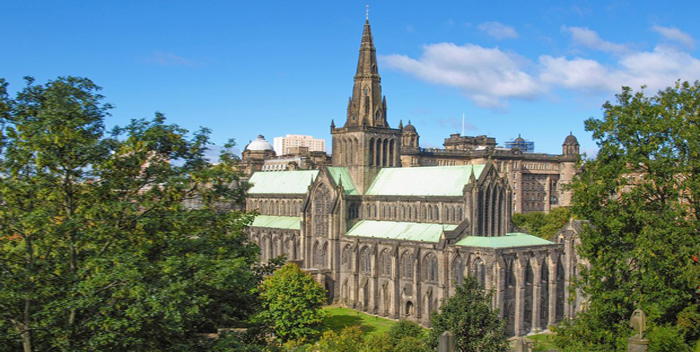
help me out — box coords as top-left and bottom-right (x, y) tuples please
(0, 77), (261, 351)
(512, 206), (572, 240)
(554, 82), (700, 351)
(428, 276), (508, 352)
(255, 263), (327, 343)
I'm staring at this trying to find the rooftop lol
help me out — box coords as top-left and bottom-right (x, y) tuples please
(456, 233), (554, 248)
(365, 165), (485, 196)
(345, 220), (458, 243)
(251, 215), (301, 230)
(248, 170), (318, 194)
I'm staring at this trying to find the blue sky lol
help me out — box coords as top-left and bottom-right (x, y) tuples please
(2, 1), (700, 155)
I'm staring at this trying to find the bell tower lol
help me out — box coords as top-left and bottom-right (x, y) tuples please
(331, 17), (401, 194)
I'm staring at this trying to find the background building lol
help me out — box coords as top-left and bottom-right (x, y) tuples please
(505, 135), (535, 153)
(274, 134), (326, 155)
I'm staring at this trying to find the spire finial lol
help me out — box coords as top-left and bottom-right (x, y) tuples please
(365, 4), (369, 21)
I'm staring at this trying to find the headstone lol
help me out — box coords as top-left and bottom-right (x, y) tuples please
(438, 331), (456, 352)
(627, 308), (649, 352)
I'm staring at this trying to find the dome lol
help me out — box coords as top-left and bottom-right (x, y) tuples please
(403, 121), (417, 133)
(246, 135), (274, 151)
(563, 133), (579, 146)
(514, 134), (525, 142)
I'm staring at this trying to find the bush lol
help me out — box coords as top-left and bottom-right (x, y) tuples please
(255, 263), (327, 342)
(315, 326), (365, 352)
(387, 320), (426, 345)
(648, 325), (692, 352)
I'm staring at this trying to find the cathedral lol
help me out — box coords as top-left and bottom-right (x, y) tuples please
(245, 18), (583, 337)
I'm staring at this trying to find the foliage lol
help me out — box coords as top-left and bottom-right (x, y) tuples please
(554, 82), (700, 351)
(392, 336), (431, 352)
(428, 277), (508, 352)
(315, 326), (365, 352)
(648, 325), (692, 352)
(256, 263), (327, 343)
(677, 305), (700, 342)
(386, 320), (426, 345)
(512, 206), (572, 240)
(0, 77), (259, 351)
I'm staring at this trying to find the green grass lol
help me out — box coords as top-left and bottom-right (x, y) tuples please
(528, 333), (559, 352)
(321, 306), (399, 336)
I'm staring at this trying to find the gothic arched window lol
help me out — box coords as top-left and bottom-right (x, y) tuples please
(341, 245), (352, 270)
(313, 185), (331, 237)
(473, 258), (486, 287)
(423, 253), (438, 282)
(452, 256), (464, 286)
(360, 246), (371, 274)
(379, 249), (392, 277)
(400, 251), (413, 279)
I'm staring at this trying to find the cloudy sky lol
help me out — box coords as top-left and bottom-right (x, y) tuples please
(2, 0), (700, 155)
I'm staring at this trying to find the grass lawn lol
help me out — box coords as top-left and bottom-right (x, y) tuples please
(321, 306), (399, 336)
(528, 333), (558, 352)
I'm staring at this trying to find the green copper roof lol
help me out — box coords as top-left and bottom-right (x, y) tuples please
(365, 165), (485, 196)
(455, 233), (553, 248)
(251, 215), (301, 230)
(345, 220), (458, 243)
(248, 170), (318, 194)
(327, 167), (359, 195)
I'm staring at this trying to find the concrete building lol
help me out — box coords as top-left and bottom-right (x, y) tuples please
(244, 18), (584, 336)
(274, 134), (326, 156)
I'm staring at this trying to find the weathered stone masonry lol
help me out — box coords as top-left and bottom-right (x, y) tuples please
(244, 18), (584, 337)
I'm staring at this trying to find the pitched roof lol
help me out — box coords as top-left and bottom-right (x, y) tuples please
(455, 233), (553, 248)
(345, 220), (458, 243)
(251, 215), (301, 230)
(365, 165), (485, 196)
(327, 167), (359, 195)
(248, 170), (318, 194)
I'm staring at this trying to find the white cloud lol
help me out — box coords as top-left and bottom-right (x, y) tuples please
(478, 22), (518, 40)
(539, 56), (617, 91)
(382, 25), (700, 109)
(652, 25), (695, 49)
(563, 26), (629, 54)
(541, 45), (700, 93)
(383, 43), (541, 108)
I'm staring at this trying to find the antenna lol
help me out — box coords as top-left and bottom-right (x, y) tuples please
(365, 4), (369, 20)
(461, 112), (465, 136)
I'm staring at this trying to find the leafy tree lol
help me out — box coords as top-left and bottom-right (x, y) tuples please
(315, 326), (365, 352)
(428, 277), (508, 352)
(386, 320), (426, 346)
(392, 336), (431, 352)
(0, 77), (261, 351)
(554, 82), (700, 351)
(256, 263), (327, 343)
(512, 206), (572, 240)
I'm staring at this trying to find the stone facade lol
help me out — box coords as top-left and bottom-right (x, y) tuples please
(244, 18), (585, 337)
(401, 131), (580, 214)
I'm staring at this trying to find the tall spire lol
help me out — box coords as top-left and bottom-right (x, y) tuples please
(345, 16), (387, 128)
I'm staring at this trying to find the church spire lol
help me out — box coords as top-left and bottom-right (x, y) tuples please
(345, 17), (387, 128)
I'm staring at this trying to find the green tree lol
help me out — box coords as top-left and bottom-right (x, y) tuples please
(256, 263), (327, 343)
(0, 77), (261, 351)
(554, 82), (700, 351)
(315, 326), (365, 352)
(386, 320), (426, 346)
(428, 277), (508, 352)
(512, 206), (572, 240)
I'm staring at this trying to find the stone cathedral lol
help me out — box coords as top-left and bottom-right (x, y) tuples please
(245, 19), (583, 337)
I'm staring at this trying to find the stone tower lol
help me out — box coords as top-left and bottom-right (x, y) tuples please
(331, 19), (401, 193)
(562, 133), (580, 156)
